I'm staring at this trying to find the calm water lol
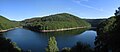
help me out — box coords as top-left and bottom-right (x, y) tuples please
(3, 28), (97, 52)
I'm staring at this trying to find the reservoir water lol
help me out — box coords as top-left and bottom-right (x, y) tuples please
(2, 28), (97, 52)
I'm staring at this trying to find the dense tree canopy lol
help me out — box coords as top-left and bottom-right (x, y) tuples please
(0, 15), (20, 30)
(84, 19), (106, 27)
(22, 13), (91, 31)
(70, 42), (93, 52)
(46, 37), (93, 52)
(0, 37), (21, 52)
(114, 7), (120, 16)
(46, 36), (59, 52)
(95, 15), (120, 52)
(61, 42), (93, 52)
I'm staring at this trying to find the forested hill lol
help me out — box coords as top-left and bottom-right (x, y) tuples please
(95, 15), (120, 52)
(0, 15), (20, 30)
(84, 19), (106, 27)
(22, 13), (91, 31)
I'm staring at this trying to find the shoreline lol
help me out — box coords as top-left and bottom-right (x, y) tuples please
(40, 26), (90, 32)
(0, 27), (19, 33)
(0, 26), (91, 33)
(0, 28), (14, 33)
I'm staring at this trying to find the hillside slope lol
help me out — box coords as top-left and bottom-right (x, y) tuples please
(84, 19), (106, 27)
(95, 15), (120, 52)
(22, 13), (91, 32)
(0, 15), (20, 30)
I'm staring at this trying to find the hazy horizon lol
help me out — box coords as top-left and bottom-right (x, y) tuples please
(1, 0), (120, 21)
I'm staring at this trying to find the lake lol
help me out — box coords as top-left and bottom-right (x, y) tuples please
(2, 28), (97, 52)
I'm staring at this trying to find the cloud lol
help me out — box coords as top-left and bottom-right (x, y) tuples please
(73, 0), (89, 3)
(72, 0), (108, 13)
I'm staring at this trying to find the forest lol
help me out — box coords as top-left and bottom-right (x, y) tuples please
(0, 7), (120, 52)
(95, 15), (120, 52)
(45, 7), (120, 52)
(0, 36), (21, 52)
(95, 7), (120, 52)
(84, 19), (106, 27)
(0, 15), (20, 30)
(22, 13), (91, 31)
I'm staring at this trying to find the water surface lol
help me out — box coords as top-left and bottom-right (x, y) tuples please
(3, 28), (97, 52)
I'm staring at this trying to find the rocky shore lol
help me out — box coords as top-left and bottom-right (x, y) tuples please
(40, 26), (88, 32)
(0, 27), (19, 33)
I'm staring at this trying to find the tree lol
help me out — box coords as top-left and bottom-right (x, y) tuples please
(46, 36), (59, 52)
(114, 7), (120, 16)
(0, 37), (22, 52)
(96, 8), (120, 52)
(0, 15), (20, 30)
(61, 47), (71, 52)
(70, 42), (93, 52)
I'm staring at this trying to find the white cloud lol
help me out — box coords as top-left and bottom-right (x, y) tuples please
(78, 3), (104, 12)
(74, 0), (89, 2)
(72, 0), (109, 13)
(73, 0), (86, 4)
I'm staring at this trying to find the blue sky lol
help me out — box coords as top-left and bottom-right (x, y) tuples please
(0, 0), (120, 21)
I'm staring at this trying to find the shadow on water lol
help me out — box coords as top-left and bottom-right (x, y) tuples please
(1, 28), (96, 52)
(88, 27), (97, 31)
(40, 28), (87, 37)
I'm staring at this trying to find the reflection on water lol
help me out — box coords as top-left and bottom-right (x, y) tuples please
(2, 28), (96, 52)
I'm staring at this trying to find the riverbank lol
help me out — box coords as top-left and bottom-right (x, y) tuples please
(40, 26), (90, 32)
(0, 27), (19, 33)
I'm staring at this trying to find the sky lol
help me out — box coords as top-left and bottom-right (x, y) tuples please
(0, 0), (120, 21)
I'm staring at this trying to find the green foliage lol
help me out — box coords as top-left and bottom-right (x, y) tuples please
(46, 37), (93, 52)
(97, 16), (118, 34)
(61, 47), (71, 52)
(61, 42), (93, 52)
(96, 15), (120, 52)
(70, 42), (93, 52)
(22, 13), (91, 31)
(46, 36), (59, 52)
(114, 7), (120, 16)
(84, 19), (106, 27)
(12, 42), (22, 52)
(0, 15), (20, 30)
(0, 37), (22, 52)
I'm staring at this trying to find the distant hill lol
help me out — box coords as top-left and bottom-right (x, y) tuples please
(22, 13), (91, 32)
(0, 15), (20, 30)
(84, 19), (106, 27)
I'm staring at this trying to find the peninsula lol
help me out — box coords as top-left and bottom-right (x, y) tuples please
(22, 13), (91, 32)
